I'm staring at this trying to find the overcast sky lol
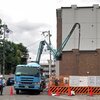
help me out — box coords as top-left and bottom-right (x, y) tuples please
(0, 0), (100, 62)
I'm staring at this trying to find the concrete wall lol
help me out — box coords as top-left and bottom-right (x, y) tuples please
(57, 4), (100, 51)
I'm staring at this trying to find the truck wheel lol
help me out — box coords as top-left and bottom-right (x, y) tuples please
(37, 91), (40, 95)
(16, 90), (19, 94)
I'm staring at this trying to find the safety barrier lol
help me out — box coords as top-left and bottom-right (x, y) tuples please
(48, 75), (100, 95)
(90, 87), (100, 95)
(48, 86), (100, 95)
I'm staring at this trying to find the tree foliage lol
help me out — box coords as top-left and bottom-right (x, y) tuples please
(0, 40), (28, 74)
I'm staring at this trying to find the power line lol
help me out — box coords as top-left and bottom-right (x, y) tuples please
(26, 39), (43, 48)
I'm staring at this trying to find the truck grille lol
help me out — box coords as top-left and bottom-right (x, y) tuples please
(21, 77), (34, 80)
(20, 77), (34, 84)
(21, 82), (32, 84)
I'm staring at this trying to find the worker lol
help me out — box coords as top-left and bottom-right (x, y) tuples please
(0, 75), (4, 95)
(54, 78), (59, 86)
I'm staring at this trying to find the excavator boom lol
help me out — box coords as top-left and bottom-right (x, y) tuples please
(36, 23), (81, 63)
(56, 23), (80, 59)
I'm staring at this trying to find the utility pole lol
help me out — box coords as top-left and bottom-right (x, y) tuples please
(42, 30), (52, 77)
(2, 25), (6, 76)
(0, 19), (2, 74)
(0, 19), (12, 76)
(48, 30), (52, 77)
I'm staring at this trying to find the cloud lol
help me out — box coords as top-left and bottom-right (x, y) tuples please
(7, 20), (53, 58)
(57, 0), (100, 7)
(3, 0), (100, 62)
(0, 0), (56, 62)
(15, 20), (50, 33)
(9, 20), (51, 40)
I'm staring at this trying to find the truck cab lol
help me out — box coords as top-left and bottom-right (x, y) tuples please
(14, 62), (45, 94)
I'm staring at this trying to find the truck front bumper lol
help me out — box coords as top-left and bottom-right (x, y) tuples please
(14, 84), (41, 90)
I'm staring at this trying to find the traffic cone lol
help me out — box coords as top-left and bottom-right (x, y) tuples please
(89, 87), (93, 96)
(48, 89), (52, 96)
(10, 86), (13, 96)
(68, 86), (71, 96)
(56, 88), (60, 96)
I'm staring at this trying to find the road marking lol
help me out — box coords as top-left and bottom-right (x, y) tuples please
(55, 95), (79, 100)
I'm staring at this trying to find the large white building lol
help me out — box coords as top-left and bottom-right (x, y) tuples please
(55, 4), (100, 76)
(61, 4), (100, 51)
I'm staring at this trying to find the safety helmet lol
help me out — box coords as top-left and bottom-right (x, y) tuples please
(0, 75), (3, 78)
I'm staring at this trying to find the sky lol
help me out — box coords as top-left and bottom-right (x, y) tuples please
(0, 0), (100, 63)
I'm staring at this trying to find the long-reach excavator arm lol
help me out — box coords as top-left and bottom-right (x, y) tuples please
(55, 23), (80, 60)
(36, 40), (57, 64)
(36, 23), (80, 63)
(36, 41), (45, 64)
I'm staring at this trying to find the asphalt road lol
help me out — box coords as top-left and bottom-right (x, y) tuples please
(0, 86), (100, 100)
(0, 86), (61, 100)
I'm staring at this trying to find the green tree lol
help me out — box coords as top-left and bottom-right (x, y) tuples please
(0, 40), (28, 74)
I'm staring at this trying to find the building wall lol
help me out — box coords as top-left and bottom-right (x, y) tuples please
(59, 49), (100, 76)
(56, 4), (100, 76)
(56, 9), (62, 48)
(59, 4), (100, 51)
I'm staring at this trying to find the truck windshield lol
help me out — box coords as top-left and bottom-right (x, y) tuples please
(15, 66), (40, 77)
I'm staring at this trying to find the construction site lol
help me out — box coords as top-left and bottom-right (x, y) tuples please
(1, 0), (100, 99)
(47, 4), (100, 96)
(56, 4), (100, 76)
(1, 2), (100, 99)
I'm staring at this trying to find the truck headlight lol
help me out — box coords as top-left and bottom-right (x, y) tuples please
(15, 81), (20, 84)
(34, 82), (40, 85)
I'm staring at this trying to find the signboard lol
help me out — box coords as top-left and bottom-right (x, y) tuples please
(69, 76), (88, 86)
(79, 76), (88, 86)
(88, 76), (96, 86)
(96, 76), (100, 86)
(69, 76), (79, 86)
(69, 76), (100, 86)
